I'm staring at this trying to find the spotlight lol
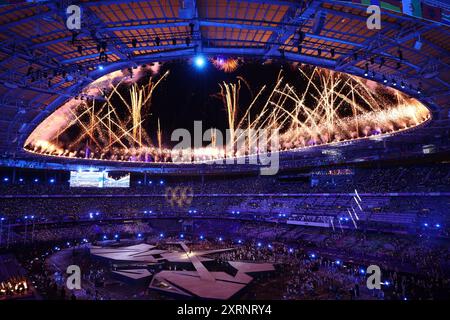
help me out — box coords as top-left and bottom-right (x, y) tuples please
(98, 65), (104, 71)
(392, 79), (397, 86)
(194, 55), (206, 68)
(400, 81), (405, 89)
(414, 38), (423, 50)
(382, 75), (388, 83)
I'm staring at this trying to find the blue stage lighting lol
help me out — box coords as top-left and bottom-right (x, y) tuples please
(194, 55), (206, 68)
(98, 65), (104, 71)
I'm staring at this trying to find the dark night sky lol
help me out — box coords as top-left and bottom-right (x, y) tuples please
(132, 60), (309, 144)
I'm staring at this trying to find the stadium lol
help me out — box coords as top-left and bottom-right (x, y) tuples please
(0, 0), (449, 302)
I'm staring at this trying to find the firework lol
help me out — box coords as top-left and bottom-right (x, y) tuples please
(25, 66), (430, 163)
(212, 57), (240, 73)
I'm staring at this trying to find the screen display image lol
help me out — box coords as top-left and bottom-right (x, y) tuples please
(69, 171), (130, 188)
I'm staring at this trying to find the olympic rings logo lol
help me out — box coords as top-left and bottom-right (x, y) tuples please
(165, 186), (193, 208)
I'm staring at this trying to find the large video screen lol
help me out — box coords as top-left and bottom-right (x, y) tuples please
(69, 171), (130, 188)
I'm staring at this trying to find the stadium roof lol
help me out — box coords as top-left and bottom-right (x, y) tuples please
(0, 0), (448, 157)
